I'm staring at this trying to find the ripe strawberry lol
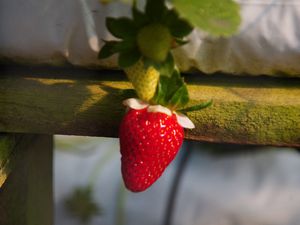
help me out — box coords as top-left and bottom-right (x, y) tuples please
(124, 60), (159, 102)
(119, 99), (194, 192)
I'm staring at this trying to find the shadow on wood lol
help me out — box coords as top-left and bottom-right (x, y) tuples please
(0, 134), (53, 225)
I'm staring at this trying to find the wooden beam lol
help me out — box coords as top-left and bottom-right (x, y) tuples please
(0, 65), (299, 147)
(0, 134), (18, 187)
(0, 134), (53, 225)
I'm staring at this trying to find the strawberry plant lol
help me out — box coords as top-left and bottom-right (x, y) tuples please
(99, 0), (240, 192)
(99, 0), (194, 101)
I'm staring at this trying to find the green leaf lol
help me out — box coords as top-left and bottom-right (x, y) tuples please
(154, 74), (178, 105)
(162, 69), (183, 101)
(106, 17), (137, 39)
(118, 89), (138, 99)
(173, 0), (241, 36)
(152, 69), (189, 109)
(145, 0), (168, 21)
(114, 39), (136, 52)
(152, 81), (165, 105)
(143, 53), (174, 76)
(98, 41), (120, 59)
(118, 48), (141, 68)
(180, 100), (213, 113)
(164, 10), (193, 38)
(169, 18), (193, 38)
(158, 53), (174, 77)
(98, 38), (137, 59)
(132, 2), (149, 27)
(169, 85), (189, 108)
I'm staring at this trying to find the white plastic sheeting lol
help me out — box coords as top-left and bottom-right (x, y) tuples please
(1, 0), (300, 76)
(55, 136), (300, 225)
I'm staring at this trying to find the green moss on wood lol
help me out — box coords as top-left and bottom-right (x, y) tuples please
(186, 102), (300, 146)
(0, 66), (299, 147)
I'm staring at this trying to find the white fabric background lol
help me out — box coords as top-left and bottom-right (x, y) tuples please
(55, 136), (300, 225)
(1, 0), (300, 76)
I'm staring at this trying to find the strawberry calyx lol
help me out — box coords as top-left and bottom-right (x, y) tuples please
(123, 98), (148, 110)
(151, 68), (212, 112)
(99, 0), (212, 119)
(121, 67), (213, 119)
(98, 0), (193, 74)
(123, 98), (195, 129)
(151, 68), (188, 109)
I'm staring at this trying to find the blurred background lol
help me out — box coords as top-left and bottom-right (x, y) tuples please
(54, 136), (300, 225)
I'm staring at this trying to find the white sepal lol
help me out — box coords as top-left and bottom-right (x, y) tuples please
(123, 98), (148, 110)
(123, 98), (195, 129)
(147, 105), (172, 116)
(175, 112), (195, 129)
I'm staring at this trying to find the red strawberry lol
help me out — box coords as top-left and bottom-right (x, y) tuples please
(119, 99), (194, 192)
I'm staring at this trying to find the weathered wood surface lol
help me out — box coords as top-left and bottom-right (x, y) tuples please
(0, 65), (299, 147)
(0, 134), (18, 187)
(0, 134), (53, 225)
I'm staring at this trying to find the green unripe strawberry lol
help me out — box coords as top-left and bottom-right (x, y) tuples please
(137, 23), (172, 63)
(124, 60), (159, 102)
